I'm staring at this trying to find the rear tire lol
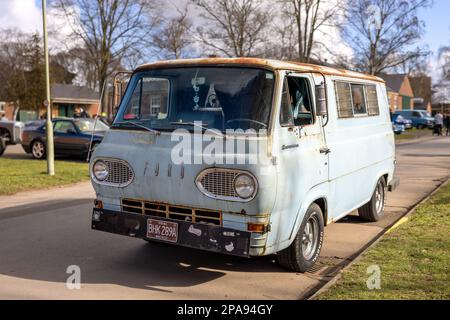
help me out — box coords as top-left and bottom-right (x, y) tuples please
(277, 203), (324, 273)
(358, 177), (387, 222)
(31, 140), (46, 160)
(0, 138), (6, 156)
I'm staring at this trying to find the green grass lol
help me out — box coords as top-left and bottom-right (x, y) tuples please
(0, 158), (90, 196)
(318, 182), (450, 300)
(395, 128), (433, 141)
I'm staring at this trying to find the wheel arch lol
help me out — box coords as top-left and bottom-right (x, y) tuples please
(280, 185), (329, 251)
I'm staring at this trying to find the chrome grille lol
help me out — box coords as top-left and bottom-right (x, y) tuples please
(199, 170), (239, 198)
(122, 199), (222, 226)
(101, 159), (134, 186)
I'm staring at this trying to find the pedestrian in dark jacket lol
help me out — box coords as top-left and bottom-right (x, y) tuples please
(444, 114), (450, 136)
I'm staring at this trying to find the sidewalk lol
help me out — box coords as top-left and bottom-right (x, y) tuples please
(0, 181), (95, 212)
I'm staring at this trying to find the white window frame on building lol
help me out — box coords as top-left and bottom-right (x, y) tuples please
(150, 96), (161, 116)
(0, 102), (5, 113)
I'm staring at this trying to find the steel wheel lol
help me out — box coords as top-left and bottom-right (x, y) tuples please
(302, 214), (320, 260)
(358, 177), (387, 222)
(375, 182), (385, 214)
(32, 141), (45, 159)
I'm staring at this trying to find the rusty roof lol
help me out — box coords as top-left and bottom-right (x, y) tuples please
(136, 58), (385, 83)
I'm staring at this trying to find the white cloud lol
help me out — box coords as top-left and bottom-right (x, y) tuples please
(0, 0), (41, 32)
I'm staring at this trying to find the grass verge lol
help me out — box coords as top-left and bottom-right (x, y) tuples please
(395, 128), (433, 141)
(0, 158), (89, 196)
(318, 182), (450, 300)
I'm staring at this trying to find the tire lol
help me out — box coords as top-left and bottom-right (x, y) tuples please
(31, 140), (46, 160)
(277, 203), (324, 273)
(417, 124), (424, 129)
(0, 139), (6, 156)
(358, 177), (387, 222)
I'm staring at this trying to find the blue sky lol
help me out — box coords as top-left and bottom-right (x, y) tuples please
(419, 0), (450, 54)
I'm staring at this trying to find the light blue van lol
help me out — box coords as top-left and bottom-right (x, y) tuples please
(90, 58), (399, 272)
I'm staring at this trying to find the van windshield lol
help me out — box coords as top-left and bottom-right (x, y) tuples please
(113, 67), (275, 132)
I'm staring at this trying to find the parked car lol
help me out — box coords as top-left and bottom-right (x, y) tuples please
(394, 110), (434, 129)
(391, 114), (412, 129)
(21, 118), (109, 160)
(90, 57), (399, 273)
(392, 122), (405, 135)
(0, 120), (25, 156)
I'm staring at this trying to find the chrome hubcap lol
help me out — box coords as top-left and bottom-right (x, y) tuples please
(302, 214), (319, 260)
(33, 142), (44, 158)
(375, 183), (384, 213)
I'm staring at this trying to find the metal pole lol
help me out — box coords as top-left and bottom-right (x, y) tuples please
(42, 0), (55, 175)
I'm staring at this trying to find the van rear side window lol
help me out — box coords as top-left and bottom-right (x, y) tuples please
(335, 81), (380, 119)
(366, 85), (380, 116)
(335, 82), (353, 118)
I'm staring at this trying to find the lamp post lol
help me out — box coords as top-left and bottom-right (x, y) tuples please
(42, 0), (55, 176)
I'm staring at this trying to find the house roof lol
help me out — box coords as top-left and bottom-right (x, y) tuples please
(380, 74), (409, 93)
(51, 84), (100, 104)
(136, 58), (385, 83)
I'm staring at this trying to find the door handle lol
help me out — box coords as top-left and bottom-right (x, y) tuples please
(320, 147), (331, 155)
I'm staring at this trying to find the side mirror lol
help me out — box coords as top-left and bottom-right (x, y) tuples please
(315, 83), (327, 117)
(67, 128), (77, 135)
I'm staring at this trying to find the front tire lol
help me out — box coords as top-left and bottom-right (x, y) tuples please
(277, 203), (324, 273)
(358, 177), (387, 222)
(31, 140), (46, 160)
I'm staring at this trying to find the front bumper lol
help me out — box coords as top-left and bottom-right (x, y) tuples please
(92, 209), (252, 257)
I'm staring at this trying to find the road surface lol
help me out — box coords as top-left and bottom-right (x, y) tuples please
(0, 138), (449, 299)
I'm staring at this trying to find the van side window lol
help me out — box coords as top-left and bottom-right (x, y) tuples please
(280, 76), (314, 127)
(366, 85), (380, 116)
(351, 84), (367, 115)
(280, 79), (294, 127)
(335, 82), (353, 118)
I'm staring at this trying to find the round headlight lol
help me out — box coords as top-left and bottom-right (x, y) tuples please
(234, 174), (256, 199)
(93, 161), (109, 181)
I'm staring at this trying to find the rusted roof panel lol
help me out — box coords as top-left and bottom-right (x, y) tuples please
(136, 58), (385, 83)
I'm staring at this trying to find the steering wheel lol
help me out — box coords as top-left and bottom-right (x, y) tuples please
(226, 118), (268, 129)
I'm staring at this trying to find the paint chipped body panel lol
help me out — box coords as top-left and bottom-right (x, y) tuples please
(90, 59), (396, 258)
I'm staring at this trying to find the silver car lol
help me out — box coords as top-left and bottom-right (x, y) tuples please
(0, 120), (25, 156)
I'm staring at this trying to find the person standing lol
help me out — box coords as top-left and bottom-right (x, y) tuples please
(434, 112), (444, 136)
(444, 113), (450, 136)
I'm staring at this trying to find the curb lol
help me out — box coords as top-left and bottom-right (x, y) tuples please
(307, 176), (450, 300)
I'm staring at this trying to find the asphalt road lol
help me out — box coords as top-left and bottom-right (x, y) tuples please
(0, 137), (449, 300)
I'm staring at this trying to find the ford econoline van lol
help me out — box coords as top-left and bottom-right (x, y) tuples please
(90, 58), (399, 272)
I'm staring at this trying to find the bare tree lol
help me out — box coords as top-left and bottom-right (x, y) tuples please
(277, 0), (339, 63)
(438, 46), (450, 81)
(54, 0), (162, 93)
(343, 0), (432, 75)
(263, 12), (298, 60)
(191, 0), (270, 57)
(154, 6), (193, 59)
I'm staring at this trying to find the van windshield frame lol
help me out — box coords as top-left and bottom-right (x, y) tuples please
(112, 67), (276, 133)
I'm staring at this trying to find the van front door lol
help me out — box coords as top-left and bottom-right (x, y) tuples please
(274, 73), (329, 242)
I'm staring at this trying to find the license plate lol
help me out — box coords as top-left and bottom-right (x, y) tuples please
(147, 219), (178, 243)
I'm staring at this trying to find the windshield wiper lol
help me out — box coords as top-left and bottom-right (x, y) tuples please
(170, 121), (225, 137)
(114, 121), (161, 135)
